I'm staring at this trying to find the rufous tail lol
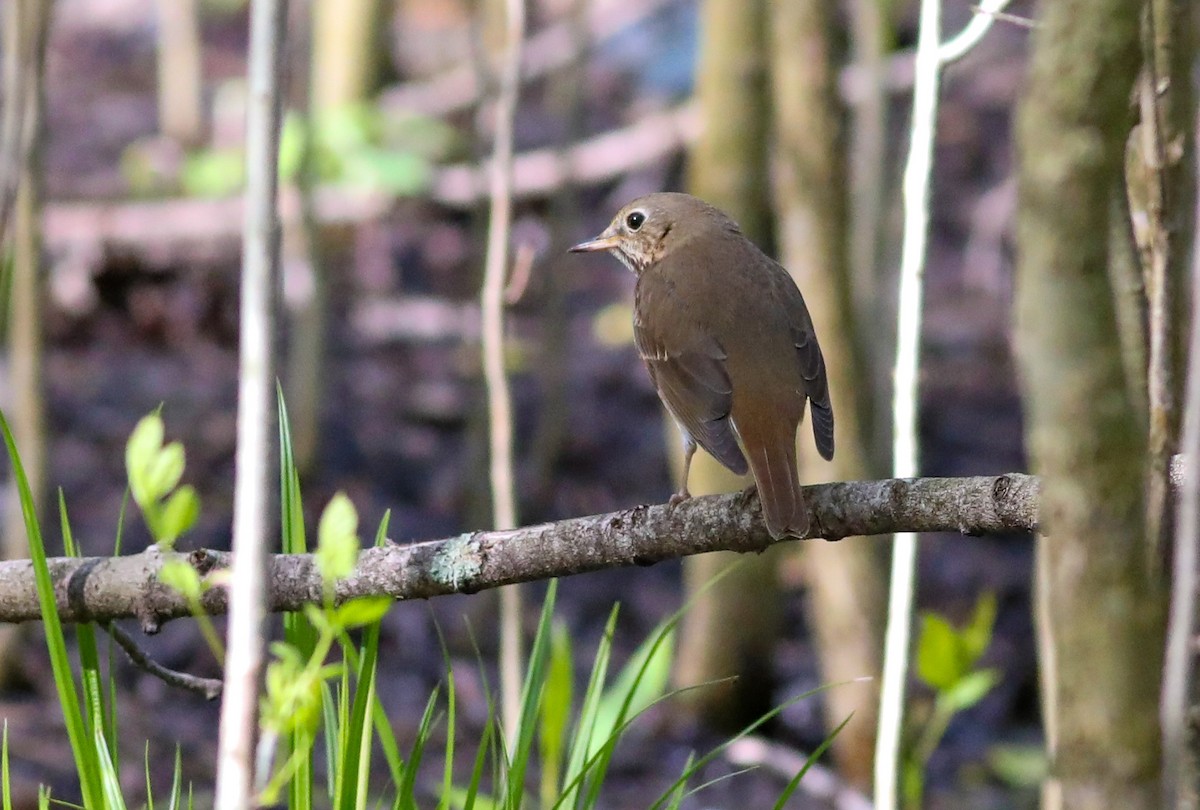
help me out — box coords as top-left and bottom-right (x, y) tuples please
(741, 422), (808, 539)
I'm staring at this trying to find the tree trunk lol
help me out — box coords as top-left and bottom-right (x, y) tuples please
(286, 0), (390, 472)
(310, 0), (388, 111)
(767, 0), (884, 789)
(676, 0), (778, 728)
(0, 0), (51, 687)
(154, 0), (204, 145)
(1015, 2), (1166, 807)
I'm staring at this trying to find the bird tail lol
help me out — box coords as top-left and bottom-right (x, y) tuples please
(741, 420), (809, 539)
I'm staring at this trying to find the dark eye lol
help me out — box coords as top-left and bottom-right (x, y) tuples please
(625, 211), (646, 231)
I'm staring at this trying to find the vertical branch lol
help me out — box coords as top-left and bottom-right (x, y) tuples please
(479, 0), (525, 749)
(1110, 175), (1150, 423)
(846, 0), (887, 400)
(874, 4), (1014, 804)
(1163, 168), (1200, 810)
(213, 0), (287, 805)
(1156, 0), (1198, 799)
(0, 0), (52, 686)
(154, 0), (205, 145)
(1, 0), (52, 558)
(874, 0), (941, 804)
(1138, 0), (1195, 569)
(310, 0), (386, 110)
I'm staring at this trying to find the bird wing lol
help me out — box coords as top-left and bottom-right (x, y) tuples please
(767, 264), (835, 461)
(634, 302), (749, 476)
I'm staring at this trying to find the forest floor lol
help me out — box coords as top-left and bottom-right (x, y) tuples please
(1, 1), (1039, 808)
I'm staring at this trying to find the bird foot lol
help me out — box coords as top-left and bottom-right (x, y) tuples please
(737, 482), (758, 508)
(668, 487), (692, 508)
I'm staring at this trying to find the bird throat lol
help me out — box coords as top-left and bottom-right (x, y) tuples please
(610, 245), (645, 274)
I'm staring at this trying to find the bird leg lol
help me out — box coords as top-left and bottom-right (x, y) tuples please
(737, 481), (758, 508)
(669, 431), (697, 507)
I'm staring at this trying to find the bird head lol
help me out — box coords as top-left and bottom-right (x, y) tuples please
(570, 192), (737, 274)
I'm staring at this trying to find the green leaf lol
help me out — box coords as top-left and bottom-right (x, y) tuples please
(916, 613), (963, 691)
(144, 442), (186, 503)
(316, 492), (360, 584)
(961, 592), (997, 667)
(181, 148), (245, 197)
(95, 723), (128, 810)
(276, 113), (309, 181)
(302, 604), (332, 635)
(315, 103), (379, 153)
(126, 414), (165, 506)
(333, 596), (392, 629)
(340, 148), (430, 196)
(986, 743), (1049, 787)
(938, 668), (1000, 713)
(159, 560), (203, 601)
(158, 486), (200, 548)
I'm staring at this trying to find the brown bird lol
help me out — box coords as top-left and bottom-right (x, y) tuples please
(571, 192), (834, 539)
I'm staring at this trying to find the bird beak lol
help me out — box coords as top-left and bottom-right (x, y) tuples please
(569, 227), (620, 253)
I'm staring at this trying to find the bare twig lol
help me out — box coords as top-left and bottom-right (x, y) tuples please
(105, 621), (223, 700)
(969, 6), (1037, 29)
(0, 473), (1041, 626)
(876, 0), (942, 803)
(877, 0), (1012, 805)
(479, 0), (526, 752)
(214, 0), (287, 805)
(939, 0), (1014, 65)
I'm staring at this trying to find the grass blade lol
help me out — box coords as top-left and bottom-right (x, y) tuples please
(280, 388), (316, 808)
(60, 492), (114, 765)
(559, 605), (618, 810)
(769, 714), (853, 810)
(168, 746), (184, 810)
(398, 685), (441, 809)
(647, 683), (845, 810)
(0, 412), (105, 808)
(94, 723), (127, 809)
(336, 621), (383, 810)
(503, 580), (559, 810)
(3, 720), (11, 810)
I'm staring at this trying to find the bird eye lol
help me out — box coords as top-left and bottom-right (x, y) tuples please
(625, 211), (646, 231)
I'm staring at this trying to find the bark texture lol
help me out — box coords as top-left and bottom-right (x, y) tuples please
(1015, 2), (1166, 806)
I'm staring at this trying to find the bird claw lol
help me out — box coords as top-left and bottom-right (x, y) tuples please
(668, 488), (692, 508)
(737, 482), (758, 508)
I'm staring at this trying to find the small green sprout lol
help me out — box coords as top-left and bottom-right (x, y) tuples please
(125, 413), (200, 549)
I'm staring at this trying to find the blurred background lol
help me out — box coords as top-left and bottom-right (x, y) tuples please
(0, 0), (1039, 806)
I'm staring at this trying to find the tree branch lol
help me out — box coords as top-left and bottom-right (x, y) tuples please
(0, 473), (1038, 628)
(104, 621), (223, 700)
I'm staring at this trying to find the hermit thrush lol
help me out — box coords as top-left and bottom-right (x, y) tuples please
(571, 192), (834, 539)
